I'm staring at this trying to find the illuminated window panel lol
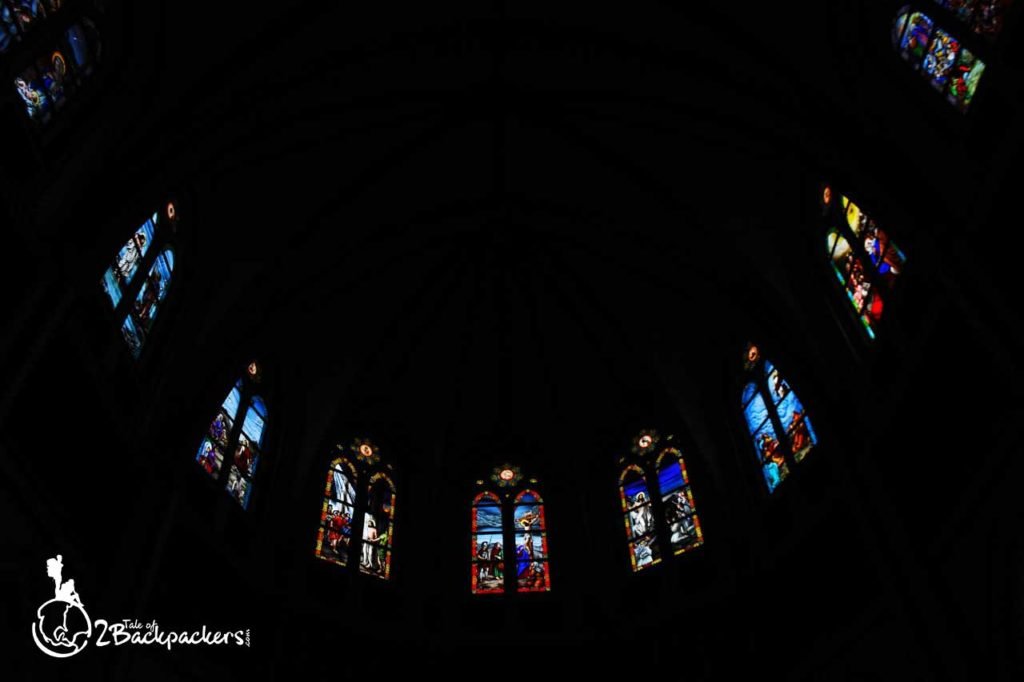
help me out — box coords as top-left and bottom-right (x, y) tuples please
(822, 187), (906, 340)
(471, 466), (551, 595)
(360, 473), (396, 580)
(619, 465), (661, 572)
(472, 492), (505, 595)
(12, 15), (101, 125)
(315, 459), (357, 568)
(313, 438), (398, 581)
(656, 450), (704, 555)
(893, 5), (990, 111)
(194, 364), (268, 511)
(100, 203), (179, 359)
(513, 491), (550, 593)
(741, 344), (817, 494)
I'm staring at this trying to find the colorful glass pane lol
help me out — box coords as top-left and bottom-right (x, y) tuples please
(10, 0), (46, 32)
(832, 196), (905, 338)
(948, 46), (986, 110)
(923, 28), (961, 90)
(657, 450), (703, 555)
(315, 460), (356, 567)
(620, 466), (661, 572)
(901, 12), (935, 61)
(514, 490), (550, 592)
(101, 214), (157, 308)
(895, 8), (987, 111)
(472, 492), (505, 594)
(360, 474), (395, 580)
(122, 248), (174, 358)
(1, 5), (21, 54)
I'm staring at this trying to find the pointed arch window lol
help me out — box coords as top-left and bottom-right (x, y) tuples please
(822, 185), (906, 340)
(471, 465), (551, 594)
(741, 344), (817, 494)
(313, 438), (397, 581)
(314, 458), (357, 568)
(1, 1), (64, 54)
(618, 430), (703, 573)
(620, 464), (661, 571)
(101, 201), (178, 359)
(892, 1), (1011, 111)
(472, 492), (504, 594)
(11, 8), (102, 125)
(195, 362), (268, 509)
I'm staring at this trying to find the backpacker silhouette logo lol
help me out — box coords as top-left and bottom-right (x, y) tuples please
(31, 555), (92, 658)
(31, 554), (250, 658)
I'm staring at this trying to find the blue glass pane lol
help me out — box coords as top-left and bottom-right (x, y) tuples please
(330, 468), (356, 505)
(240, 403), (265, 446)
(474, 504), (502, 530)
(112, 215), (156, 293)
(743, 392), (770, 436)
(623, 477), (651, 507)
(1, 5), (20, 54)
(101, 267), (121, 308)
(120, 315), (142, 359)
(222, 385), (241, 420)
(658, 460), (685, 494)
(741, 381), (758, 407)
(65, 23), (88, 67)
(130, 248), (173, 340)
(751, 419), (788, 493)
(250, 395), (267, 419)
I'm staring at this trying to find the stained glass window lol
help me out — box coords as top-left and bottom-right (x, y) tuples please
(472, 492), (505, 594)
(657, 449), (703, 555)
(822, 186), (906, 340)
(1, 0), (63, 53)
(618, 430), (704, 573)
(12, 13), (101, 125)
(314, 458), (357, 567)
(195, 364), (268, 510)
(472, 467), (551, 594)
(360, 473), (396, 580)
(619, 465), (661, 572)
(893, 4), (996, 111)
(101, 203), (178, 359)
(314, 439), (397, 581)
(742, 344), (817, 494)
(513, 490), (550, 592)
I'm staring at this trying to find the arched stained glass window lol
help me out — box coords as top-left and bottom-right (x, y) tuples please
(101, 202), (178, 359)
(471, 465), (551, 594)
(315, 458), (357, 567)
(656, 449), (703, 555)
(822, 186), (906, 340)
(892, 2), (1009, 111)
(619, 465), (661, 572)
(195, 362), (268, 509)
(360, 473), (396, 579)
(472, 492), (504, 594)
(513, 490), (550, 593)
(1, 0), (63, 54)
(617, 430), (704, 573)
(313, 438), (397, 581)
(742, 344), (817, 494)
(12, 10), (101, 125)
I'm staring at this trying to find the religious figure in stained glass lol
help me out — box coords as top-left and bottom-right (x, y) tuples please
(742, 344), (817, 494)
